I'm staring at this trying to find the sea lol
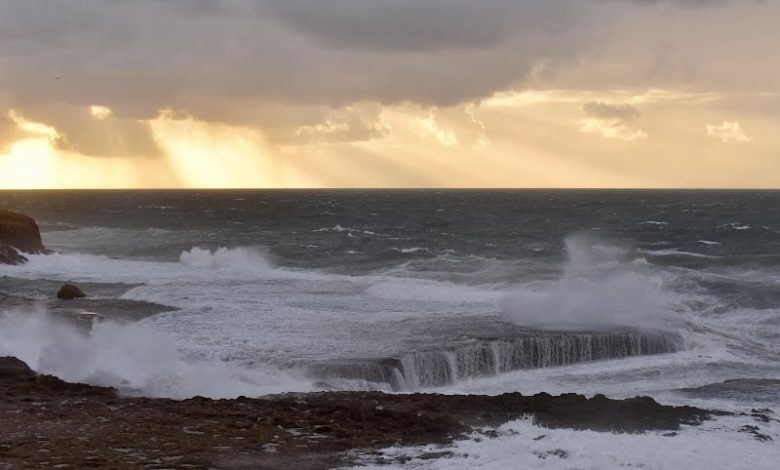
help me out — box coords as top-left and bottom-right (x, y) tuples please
(2, 189), (779, 468)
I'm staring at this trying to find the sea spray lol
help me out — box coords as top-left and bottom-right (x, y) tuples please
(0, 310), (312, 399)
(501, 233), (679, 330)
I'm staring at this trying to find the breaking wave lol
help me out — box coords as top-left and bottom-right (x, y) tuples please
(0, 310), (313, 399)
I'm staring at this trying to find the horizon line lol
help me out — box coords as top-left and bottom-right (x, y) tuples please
(2, 187), (780, 192)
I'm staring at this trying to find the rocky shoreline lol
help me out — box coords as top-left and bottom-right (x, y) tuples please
(0, 355), (722, 470)
(0, 209), (49, 266)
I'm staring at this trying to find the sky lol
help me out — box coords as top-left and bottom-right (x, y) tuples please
(0, 0), (778, 189)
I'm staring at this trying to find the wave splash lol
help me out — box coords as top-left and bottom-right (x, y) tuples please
(0, 311), (312, 399)
(501, 233), (680, 330)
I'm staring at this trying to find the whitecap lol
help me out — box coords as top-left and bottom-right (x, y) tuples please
(699, 240), (722, 246)
(637, 220), (669, 226)
(718, 223), (752, 231)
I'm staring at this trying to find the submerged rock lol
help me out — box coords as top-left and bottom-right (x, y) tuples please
(678, 379), (780, 402)
(57, 284), (87, 300)
(0, 209), (48, 264)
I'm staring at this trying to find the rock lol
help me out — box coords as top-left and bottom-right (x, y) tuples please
(58, 284), (87, 300)
(0, 243), (27, 265)
(0, 356), (37, 381)
(0, 209), (48, 264)
(0, 209), (46, 253)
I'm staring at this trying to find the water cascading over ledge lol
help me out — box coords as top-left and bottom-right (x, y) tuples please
(309, 330), (682, 391)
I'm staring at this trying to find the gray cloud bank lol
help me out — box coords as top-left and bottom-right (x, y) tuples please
(0, 0), (767, 156)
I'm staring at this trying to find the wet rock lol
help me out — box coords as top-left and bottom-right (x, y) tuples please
(0, 243), (27, 265)
(57, 284), (87, 300)
(0, 209), (47, 264)
(739, 425), (773, 442)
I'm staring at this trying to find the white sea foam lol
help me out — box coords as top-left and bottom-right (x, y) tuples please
(314, 225), (383, 236)
(719, 223), (752, 231)
(638, 248), (720, 259)
(390, 247), (431, 254)
(0, 311), (313, 399)
(179, 246), (273, 272)
(348, 415), (780, 470)
(4, 236), (780, 404)
(637, 220), (669, 226)
(366, 277), (500, 303)
(699, 240), (722, 246)
(314, 224), (350, 232)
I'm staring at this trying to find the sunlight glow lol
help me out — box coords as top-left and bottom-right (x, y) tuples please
(148, 110), (282, 188)
(0, 110), (173, 189)
(1, 87), (778, 189)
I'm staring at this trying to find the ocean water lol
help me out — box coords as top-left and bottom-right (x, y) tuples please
(2, 190), (780, 466)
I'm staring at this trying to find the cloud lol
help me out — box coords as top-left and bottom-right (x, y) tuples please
(90, 105), (112, 120)
(583, 102), (642, 121)
(580, 102), (647, 141)
(414, 112), (459, 147)
(0, 114), (24, 151)
(706, 121), (752, 143)
(256, 0), (573, 52)
(6, 110), (62, 143)
(0, 105), (163, 159)
(294, 105), (392, 144)
(0, 0), (592, 118)
(0, 0), (775, 163)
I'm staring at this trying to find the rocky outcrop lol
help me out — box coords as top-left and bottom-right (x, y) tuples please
(0, 209), (48, 265)
(57, 283), (87, 300)
(0, 356), (37, 381)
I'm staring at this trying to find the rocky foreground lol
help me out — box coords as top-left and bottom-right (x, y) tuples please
(0, 356), (720, 470)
